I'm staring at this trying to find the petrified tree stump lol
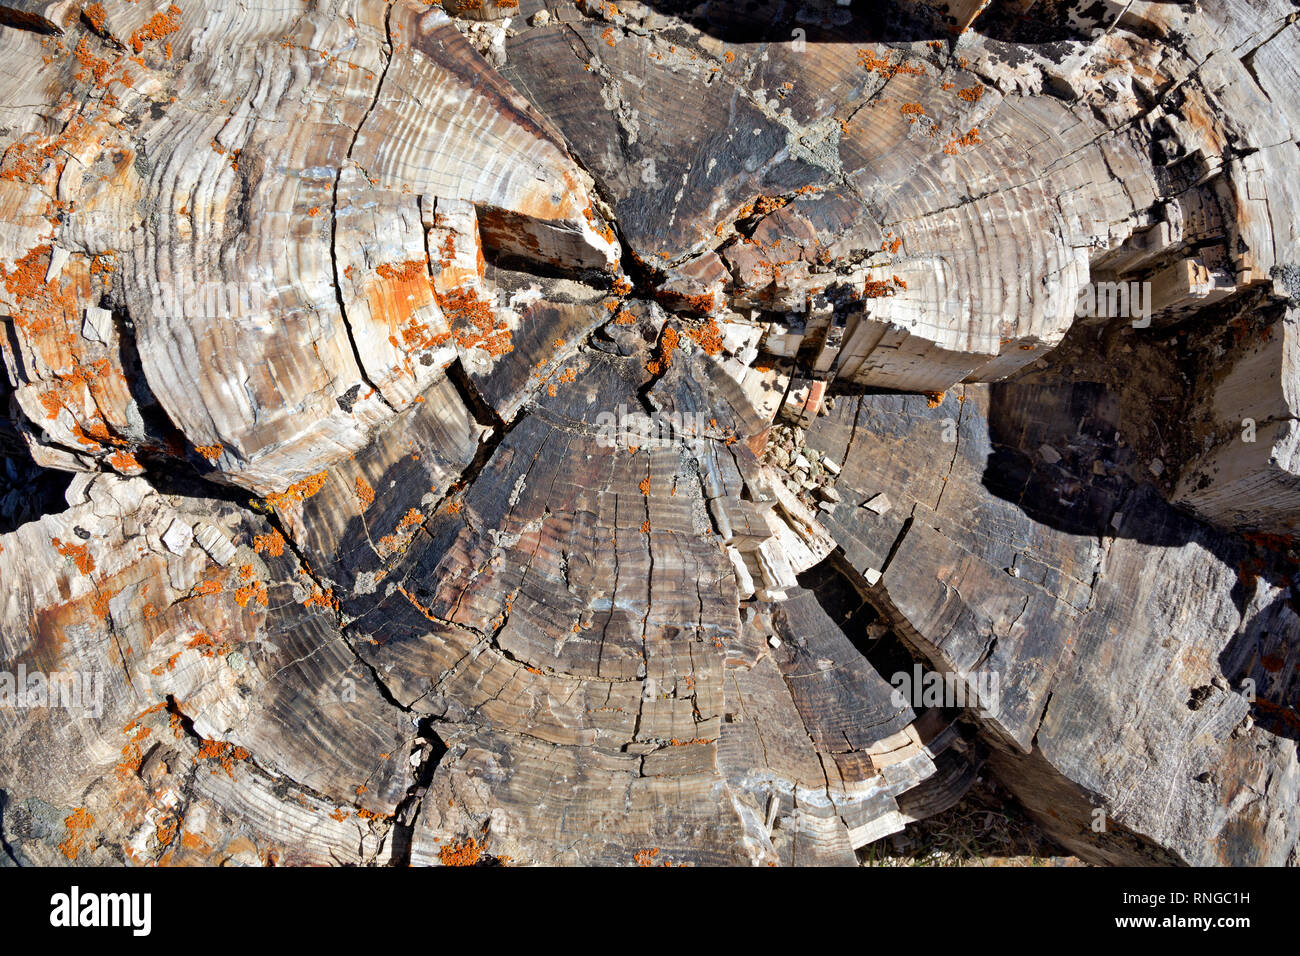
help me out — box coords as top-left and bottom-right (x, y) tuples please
(1, 0), (1298, 866)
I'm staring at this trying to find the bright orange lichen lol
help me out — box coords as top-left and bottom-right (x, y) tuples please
(52, 537), (95, 575)
(58, 807), (94, 860)
(943, 127), (981, 155)
(685, 316), (723, 355)
(437, 286), (513, 357)
(863, 277), (898, 299)
(253, 529), (285, 556)
(646, 326), (679, 376)
(439, 837), (483, 866)
(108, 449), (140, 471)
(234, 580), (268, 608)
(195, 739), (250, 778)
(857, 49), (926, 79)
(154, 813), (179, 847)
(266, 471), (328, 509)
(195, 443), (223, 462)
(90, 589), (115, 619)
(83, 2), (107, 31)
(302, 581), (338, 612)
(355, 475), (375, 510)
(129, 5), (182, 56)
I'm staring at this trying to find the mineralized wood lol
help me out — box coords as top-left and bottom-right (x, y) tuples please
(2, 0), (1300, 869)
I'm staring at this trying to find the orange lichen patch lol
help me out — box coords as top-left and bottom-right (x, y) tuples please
(266, 471), (328, 509)
(72, 417), (119, 449)
(52, 537), (95, 575)
(612, 277), (633, 296)
(548, 366), (579, 393)
(582, 202), (617, 244)
(646, 325), (679, 376)
(732, 195), (789, 223)
(58, 807), (95, 860)
(83, 2), (108, 31)
(633, 847), (660, 867)
(0, 244), (80, 341)
(90, 589), (115, 619)
(306, 206), (321, 217)
(857, 49), (926, 79)
(195, 443), (223, 462)
(355, 475), (375, 510)
(377, 259), (429, 284)
(253, 529), (285, 556)
(185, 632), (216, 654)
(116, 722), (152, 779)
(195, 739), (251, 778)
(129, 5), (182, 55)
(234, 580), (268, 608)
(445, 499), (464, 515)
(957, 84), (984, 102)
(639, 475), (651, 496)
(386, 255), (454, 357)
(89, 252), (116, 277)
(602, 27), (615, 47)
(150, 651), (181, 678)
(154, 813), (179, 847)
(72, 36), (113, 84)
(863, 277), (899, 299)
(302, 580), (338, 612)
(685, 316), (723, 355)
(436, 286), (513, 357)
(943, 127), (981, 155)
(189, 579), (223, 598)
(900, 102), (926, 122)
(614, 309), (636, 325)
(397, 508), (424, 531)
(107, 449), (141, 472)
(925, 391), (945, 408)
(723, 50), (736, 64)
(640, 519), (651, 534)
(439, 837), (483, 866)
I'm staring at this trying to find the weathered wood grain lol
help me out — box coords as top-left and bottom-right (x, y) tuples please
(2, 0), (1300, 868)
